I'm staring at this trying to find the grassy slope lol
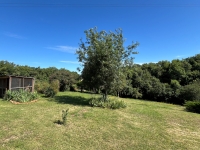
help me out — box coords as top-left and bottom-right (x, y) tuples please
(0, 91), (200, 150)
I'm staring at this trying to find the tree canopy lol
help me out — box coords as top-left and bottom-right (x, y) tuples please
(76, 27), (139, 100)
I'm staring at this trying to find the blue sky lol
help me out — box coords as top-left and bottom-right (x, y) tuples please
(0, 0), (200, 72)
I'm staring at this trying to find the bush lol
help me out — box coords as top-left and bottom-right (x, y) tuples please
(70, 84), (78, 91)
(89, 96), (127, 109)
(50, 79), (60, 93)
(36, 80), (59, 98)
(3, 90), (39, 103)
(44, 80), (60, 97)
(31, 91), (40, 100)
(44, 87), (57, 97)
(89, 97), (106, 108)
(108, 99), (127, 109)
(180, 80), (200, 102)
(184, 101), (200, 114)
(3, 90), (13, 101)
(35, 81), (50, 94)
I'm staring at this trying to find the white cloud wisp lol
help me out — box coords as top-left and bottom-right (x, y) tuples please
(4, 32), (26, 39)
(59, 60), (80, 64)
(47, 46), (77, 53)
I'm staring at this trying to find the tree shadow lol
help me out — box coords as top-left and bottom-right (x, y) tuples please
(53, 94), (90, 106)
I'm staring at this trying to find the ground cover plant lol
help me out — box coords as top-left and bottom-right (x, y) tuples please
(0, 91), (200, 150)
(3, 90), (39, 103)
(89, 96), (127, 109)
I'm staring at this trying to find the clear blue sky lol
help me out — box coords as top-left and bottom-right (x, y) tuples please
(1, 0), (200, 72)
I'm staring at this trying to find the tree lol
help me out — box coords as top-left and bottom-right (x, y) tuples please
(50, 69), (79, 91)
(76, 27), (138, 101)
(0, 61), (16, 75)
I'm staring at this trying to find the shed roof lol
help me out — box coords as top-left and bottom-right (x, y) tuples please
(0, 75), (34, 79)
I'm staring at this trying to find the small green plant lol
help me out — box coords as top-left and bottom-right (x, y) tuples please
(31, 91), (40, 100)
(3, 90), (13, 101)
(62, 109), (69, 126)
(184, 101), (200, 114)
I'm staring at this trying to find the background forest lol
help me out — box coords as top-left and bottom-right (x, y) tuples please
(1, 53), (200, 105)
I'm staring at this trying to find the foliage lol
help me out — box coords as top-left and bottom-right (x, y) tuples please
(108, 99), (127, 109)
(44, 87), (57, 97)
(1, 52), (200, 105)
(70, 84), (78, 91)
(180, 80), (200, 102)
(184, 101), (200, 114)
(50, 69), (79, 91)
(0, 61), (17, 75)
(3, 90), (13, 101)
(62, 108), (69, 126)
(89, 96), (126, 109)
(34, 80), (50, 94)
(77, 27), (138, 101)
(3, 90), (39, 103)
(50, 79), (60, 93)
(44, 79), (60, 97)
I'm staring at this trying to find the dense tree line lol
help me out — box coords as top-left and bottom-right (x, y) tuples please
(0, 60), (79, 92)
(118, 54), (200, 104)
(1, 53), (200, 105)
(76, 28), (200, 105)
(78, 53), (200, 105)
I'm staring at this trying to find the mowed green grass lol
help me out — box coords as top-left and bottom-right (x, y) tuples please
(0, 91), (200, 150)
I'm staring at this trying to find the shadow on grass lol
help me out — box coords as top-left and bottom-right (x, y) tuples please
(53, 95), (90, 106)
(53, 120), (63, 125)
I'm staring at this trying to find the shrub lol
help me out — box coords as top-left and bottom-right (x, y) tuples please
(184, 101), (200, 114)
(3, 90), (13, 101)
(44, 80), (59, 97)
(44, 87), (57, 97)
(30, 91), (40, 100)
(35, 81), (50, 94)
(3, 90), (39, 103)
(89, 96), (127, 109)
(89, 97), (106, 108)
(50, 79), (59, 93)
(180, 80), (200, 102)
(108, 99), (127, 109)
(38, 80), (59, 98)
(70, 85), (78, 91)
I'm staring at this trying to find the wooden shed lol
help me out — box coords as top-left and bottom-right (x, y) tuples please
(0, 75), (35, 98)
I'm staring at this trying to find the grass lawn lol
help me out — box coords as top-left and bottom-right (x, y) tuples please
(0, 91), (200, 150)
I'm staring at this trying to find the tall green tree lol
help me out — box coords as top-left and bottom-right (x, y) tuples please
(76, 27), (138, 101)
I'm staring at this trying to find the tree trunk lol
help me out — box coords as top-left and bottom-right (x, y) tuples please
(117, 91), (119, 97)
(102, 90), (108, 102)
